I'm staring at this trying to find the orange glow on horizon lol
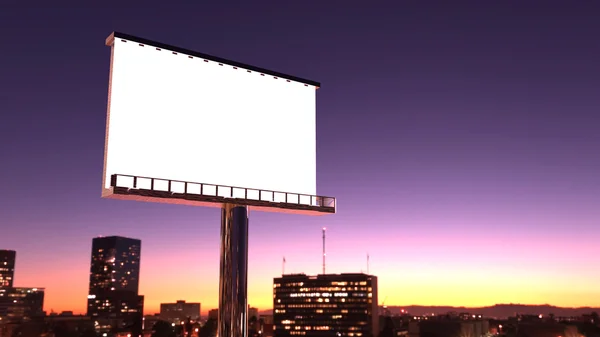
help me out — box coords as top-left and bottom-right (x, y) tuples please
(24, 269), (600, 315)
(11, 223), (600, 316)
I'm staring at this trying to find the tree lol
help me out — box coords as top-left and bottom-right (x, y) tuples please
(184, 317), (194, 337)
(258, 318), (265, 334)
(151, 320), (177, 337)
(199, 319), (217, 337)
(249, 316), (258, 337)
(377, 317), (395, 337)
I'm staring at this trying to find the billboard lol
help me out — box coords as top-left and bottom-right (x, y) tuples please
(102, 33), (324, 211)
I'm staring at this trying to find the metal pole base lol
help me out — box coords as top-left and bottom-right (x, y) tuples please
(218, 204), (249, 337)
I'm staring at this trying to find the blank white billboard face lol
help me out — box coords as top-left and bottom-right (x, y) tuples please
(103, 37), (317, 200)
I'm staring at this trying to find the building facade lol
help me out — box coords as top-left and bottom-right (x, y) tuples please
(160, 300), (201, 322)
(0, 250), (16, 288)
(248, 307), (259, 320)
(0, 287), (45, 322)
(86, 236), (144, 337)
(208, 309), (219, 321)
(273, 273), (378, 337)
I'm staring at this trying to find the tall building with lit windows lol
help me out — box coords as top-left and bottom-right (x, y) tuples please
(86, 236), (144, 337)
(0, 287), (45, 322)
(273, 273), (378, 337)
(0, 250), (16, 288)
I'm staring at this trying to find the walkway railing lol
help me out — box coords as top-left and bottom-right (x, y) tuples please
(110, 174), (336, 213)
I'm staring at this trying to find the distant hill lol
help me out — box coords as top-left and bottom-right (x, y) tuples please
(381, 304), (600, 318)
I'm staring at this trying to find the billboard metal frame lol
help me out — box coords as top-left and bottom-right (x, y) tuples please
(106, 32), (320, 87)
(103, 32), (335, 337)
(109, 174), (335, 215)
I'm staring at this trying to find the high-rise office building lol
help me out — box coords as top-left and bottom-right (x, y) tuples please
(86, 236), (144, 337)
(0, 250), (16, 288)
(0, 250), (46, 323)
(0, 287), (45, 322)
(273, 273), (378, 337)
(160, 300), (201, 322)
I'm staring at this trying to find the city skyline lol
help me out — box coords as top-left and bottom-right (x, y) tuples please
(1, 2), (600, 316)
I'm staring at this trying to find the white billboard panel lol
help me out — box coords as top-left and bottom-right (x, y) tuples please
(102, 34), (318, 202)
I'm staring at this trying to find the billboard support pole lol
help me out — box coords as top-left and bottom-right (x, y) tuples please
(218, 204), (249, 337)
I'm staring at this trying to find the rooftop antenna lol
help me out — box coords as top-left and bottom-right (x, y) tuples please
(282, 256), (286, 275)
(322, 227), (326, 275)
(367, 253), (370, 275)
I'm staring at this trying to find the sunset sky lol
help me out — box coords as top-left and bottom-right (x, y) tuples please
(1, 2), (599, 315)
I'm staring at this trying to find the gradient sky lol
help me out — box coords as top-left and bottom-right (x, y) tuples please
(1, 2), (600, 315)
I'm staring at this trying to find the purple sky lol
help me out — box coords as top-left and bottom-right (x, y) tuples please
(1, 2), (599, 314)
